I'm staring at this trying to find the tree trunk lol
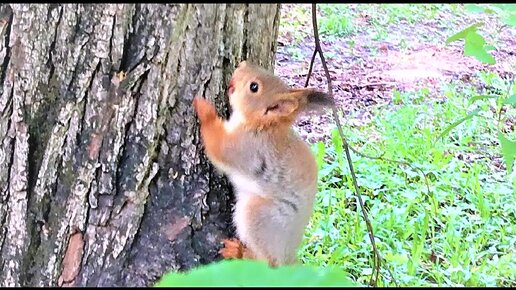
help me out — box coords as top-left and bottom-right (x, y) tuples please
(0, 3), (280, 287)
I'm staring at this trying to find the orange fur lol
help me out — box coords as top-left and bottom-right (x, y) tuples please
(219, 238), (244, 259)
(219, 238), (256, 260)
(193, 97), (235, 167)
(193, 60), (333, 267)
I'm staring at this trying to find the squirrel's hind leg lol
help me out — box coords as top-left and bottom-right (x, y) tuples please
(219, 238), (256, 260)
(234, 195), (298, 267)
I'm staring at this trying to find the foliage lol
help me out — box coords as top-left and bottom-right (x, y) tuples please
(278, 4), (468, 61)
(154, 260), (358, 287)
(464, 4), (516, 26)
(302, 79), (515, 286)
(444, 3), (516, 174)
(276, 3), (516, 287)
(445, 23), (495, 64)
(318, 4), (355, 38)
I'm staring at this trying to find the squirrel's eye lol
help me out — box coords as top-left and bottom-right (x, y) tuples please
(249, 82), (259, 93)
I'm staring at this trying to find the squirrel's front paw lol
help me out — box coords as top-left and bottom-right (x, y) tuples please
(219, 238), (244, 259)
(193, 96), (217, 124)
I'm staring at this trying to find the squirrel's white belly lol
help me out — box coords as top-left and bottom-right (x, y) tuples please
(228, 172), (262, 197)
(224, 110), (246, 133)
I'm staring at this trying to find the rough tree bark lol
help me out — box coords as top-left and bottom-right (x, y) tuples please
(0, 3), (280, 287)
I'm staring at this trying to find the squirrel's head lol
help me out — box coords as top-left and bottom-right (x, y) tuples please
(227, 61), (334, 129)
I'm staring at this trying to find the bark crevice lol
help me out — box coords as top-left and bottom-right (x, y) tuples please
(0, 4), (280, 287)
(0, 5), (13, 89)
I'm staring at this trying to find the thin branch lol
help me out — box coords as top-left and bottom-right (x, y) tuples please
(346, 142), (442, 239)
(304, 49), (317, 88)
(347, 144), (432, 199)
(306, 4), (399, 287)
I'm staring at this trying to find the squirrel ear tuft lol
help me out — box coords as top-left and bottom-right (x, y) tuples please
(287, 88), (334, 112)
(306, 90), (334, 108)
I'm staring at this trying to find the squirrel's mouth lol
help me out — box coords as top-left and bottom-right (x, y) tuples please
(227, 79), (235, 96)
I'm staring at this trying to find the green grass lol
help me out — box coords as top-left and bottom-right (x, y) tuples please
(280, 4), (488, 48)
(367, 4), (448, 25)
(318, 5), (355, 38)
(278, 4), (312, 46)
(316, 4), (463, 40)
(299, 73), (516, 287)
(276, 3), (516, 286)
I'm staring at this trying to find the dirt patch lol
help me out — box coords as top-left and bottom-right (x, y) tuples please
(274, 5), (515, 143)
(383, 46), (472, 77)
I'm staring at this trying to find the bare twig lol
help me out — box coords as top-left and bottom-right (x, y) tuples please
(305, 49), (317, 88)
(306, 4), (399, 287)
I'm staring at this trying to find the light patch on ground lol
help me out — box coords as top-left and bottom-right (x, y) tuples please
(378, 45), (481, 83)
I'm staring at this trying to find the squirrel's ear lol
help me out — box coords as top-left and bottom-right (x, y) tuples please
(263, 88), (333, 120)
(264, 99), (298, 117)
(289, 88), (334, 112)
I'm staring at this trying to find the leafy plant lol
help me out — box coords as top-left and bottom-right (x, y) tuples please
(304, 87), (515, 286)
(442, 3), (516, 174)
(445, 4), (516, 64)
(465, 4), (516, 26)
(277, 3), (515, 287)
(155, 260), (359, 287)
(318, 4), (355, 37)
(445, 23), (495, 64)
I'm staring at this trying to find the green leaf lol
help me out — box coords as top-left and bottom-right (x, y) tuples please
(446, 23), (483, 45)
(385, 253), (408, 264)
(484, 44), (496, 51)
(313, 141), (326, 170)
(464, 32), (496, 64)
(469, 95), (499, 104)
(504, 94), (516, 106)
(493, 4), (516, 12)
(154, 260), (359, 287)
(446, 23), (496, 64)
(331, 128), (344, 166)
(498, 132), (516, 173)
(464, 4), (485, 13)
(482, 8), (496, 14)
(435, 108), (482, 141)
(504, 14), (516, 26)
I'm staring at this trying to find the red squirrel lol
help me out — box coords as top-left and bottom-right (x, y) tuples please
(193, 60), (333, 267)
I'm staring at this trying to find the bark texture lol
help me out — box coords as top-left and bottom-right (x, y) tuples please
(0, 3), (281, 287)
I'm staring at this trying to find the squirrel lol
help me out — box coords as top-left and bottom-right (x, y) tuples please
(193, 60), (334, 267)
